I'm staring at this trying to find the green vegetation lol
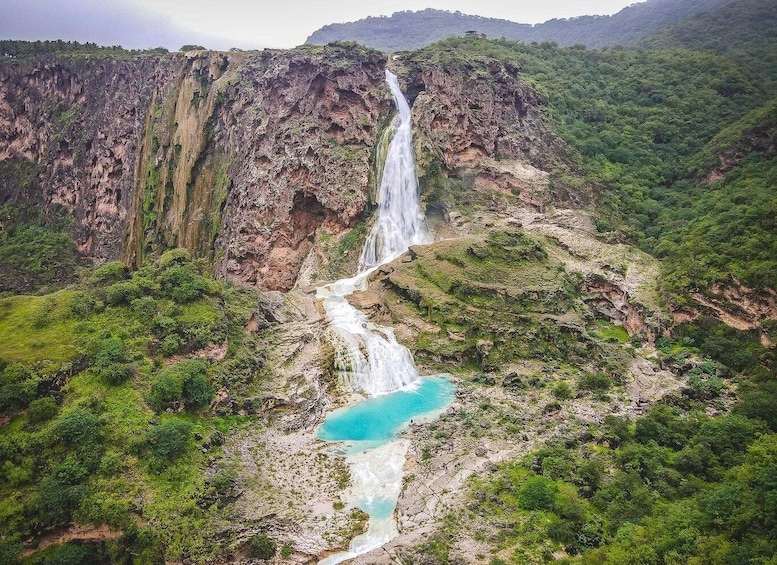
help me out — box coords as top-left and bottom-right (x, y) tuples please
(0, 251), (270, 562)
(410, 26), (776, 303)
(307, 0), (726, 52)
(386, 228), (629, 380)
(0, 40), (169, 59)
(465, 369), (777, 563)
(397, 4), (777, 561)
(2, 1), (776, 561)
(247, 533), (276, 560)
(0, 160), (81, 295)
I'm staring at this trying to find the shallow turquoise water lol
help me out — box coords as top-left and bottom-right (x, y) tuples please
(317, 375), (455, 448)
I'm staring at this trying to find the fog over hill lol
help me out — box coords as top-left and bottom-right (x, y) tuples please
(307, 0), (730, 51)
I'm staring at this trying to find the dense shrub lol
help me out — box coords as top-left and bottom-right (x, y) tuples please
(26, 397), (58, 424)
(148, 371), (183, 412)
(131, 296), (157, 319)
(89, 261), (127, 286)
(517, 475), (557, 511)
(552, 382), (574, 399)
(94, 336), (132, 385)
(52, 409), (101, 448)
(146, 420), (192, 462)
(148, 360), (212, 412)
(579, 371), (612, 391)
(247, 534), (276, 560)
(105, 281), (144, 305)
(68, 292), (101, 318)
(159, 263), (210, 303)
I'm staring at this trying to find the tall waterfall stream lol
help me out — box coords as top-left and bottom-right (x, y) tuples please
(315, 70), (455, 563)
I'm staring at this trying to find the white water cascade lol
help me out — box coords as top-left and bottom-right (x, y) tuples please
(317, 69), (432, 397)
(359, 71), (431, 270)
(316, 70), (434, 563)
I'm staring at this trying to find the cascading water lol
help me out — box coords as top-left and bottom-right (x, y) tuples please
(316, 69), (432, 397)
(315, 70), (452, 564)
(359, 71), (431, 270)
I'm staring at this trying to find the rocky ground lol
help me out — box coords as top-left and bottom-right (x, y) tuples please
(217, 196), (687, 563)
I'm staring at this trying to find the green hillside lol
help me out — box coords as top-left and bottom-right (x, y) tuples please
(306, 0), (729, 51)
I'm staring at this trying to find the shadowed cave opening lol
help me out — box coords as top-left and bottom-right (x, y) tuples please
(291, 190), (330, 243)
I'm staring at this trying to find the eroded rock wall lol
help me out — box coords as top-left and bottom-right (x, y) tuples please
(212, 45), (392, 290)
(0, 55), (181, 258)
(0, 45), (574, 291)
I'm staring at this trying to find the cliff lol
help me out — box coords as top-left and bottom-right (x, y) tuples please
(0, 44), (570, 291)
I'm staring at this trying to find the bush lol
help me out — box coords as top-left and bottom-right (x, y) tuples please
(68, 292), (100, 319)
(159, 263), (210, 303)
(90, 261), (127, 285)
(99, 363), (132, 386)
(0, 538), (22, 565)
(552, 382), (573, 400)
(26, 397), (58, 424)
(247, 534), (276, 560)
(148, 360), (212, 412)
(35, 474), (89, 527)
(635, 404), (697, 449)
(602, 415), (631, 448)
(733, 381), (777, 431)
(95, 336), (126, 367)
(53, 409), (101, 447)
(517, 475), (557, 511)
(94, 336), (132, 385)
(131, 296), (157, 319)
(146, 420), (192, 462)
(161, 334), (182, 356)
(158, 248), (191, 268)
(0, 381), (36, 412)
(148, 371), (183, 412)
(579, 372), (611, 391)
(105, 281), (144, 305)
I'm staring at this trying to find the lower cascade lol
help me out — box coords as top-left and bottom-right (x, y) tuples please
(315, 70), (454, 563)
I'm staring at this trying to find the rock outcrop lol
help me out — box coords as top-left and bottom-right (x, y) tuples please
(0, 55), (180, 258)
(0, 45), (574, 291)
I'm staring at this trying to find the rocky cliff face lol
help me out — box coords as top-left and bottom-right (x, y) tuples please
(0, 44), (571, 291)
(0, 55), (180, 258)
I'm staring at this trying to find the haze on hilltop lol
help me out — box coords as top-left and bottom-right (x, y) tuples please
(1, 0), (636, 50)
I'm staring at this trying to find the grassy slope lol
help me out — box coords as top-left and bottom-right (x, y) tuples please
(0, 254), (268, 564)
(392, 4), (777, 562)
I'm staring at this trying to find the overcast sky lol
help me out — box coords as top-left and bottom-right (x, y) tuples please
(1, 0), (639, 50)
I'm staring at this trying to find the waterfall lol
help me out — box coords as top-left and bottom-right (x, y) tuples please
(316, 70), (438, 564)
(359, 70), (431, 269)
(316, 69), (431, 396)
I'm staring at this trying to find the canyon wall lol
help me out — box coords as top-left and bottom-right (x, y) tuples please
(0, 44), (569, 290)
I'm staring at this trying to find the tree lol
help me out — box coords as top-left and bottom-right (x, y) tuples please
(146, 420), (192, 462)
(248, 534), (276, 560)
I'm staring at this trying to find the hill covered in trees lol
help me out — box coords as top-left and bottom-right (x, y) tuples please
(306, 0), (729, 51)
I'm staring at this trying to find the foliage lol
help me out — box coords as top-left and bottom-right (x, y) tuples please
(0, 200), (79, 294)
(413, 33), (775, 304)
(146, 420), (192, 463)
(148, 360), (213, 412)
(0, 39), (170, 59)
(307, 1), (727, 52)
(158, 262), (213, 303)
(0, 253), (268, 561)
(247, 533), (276, 560)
